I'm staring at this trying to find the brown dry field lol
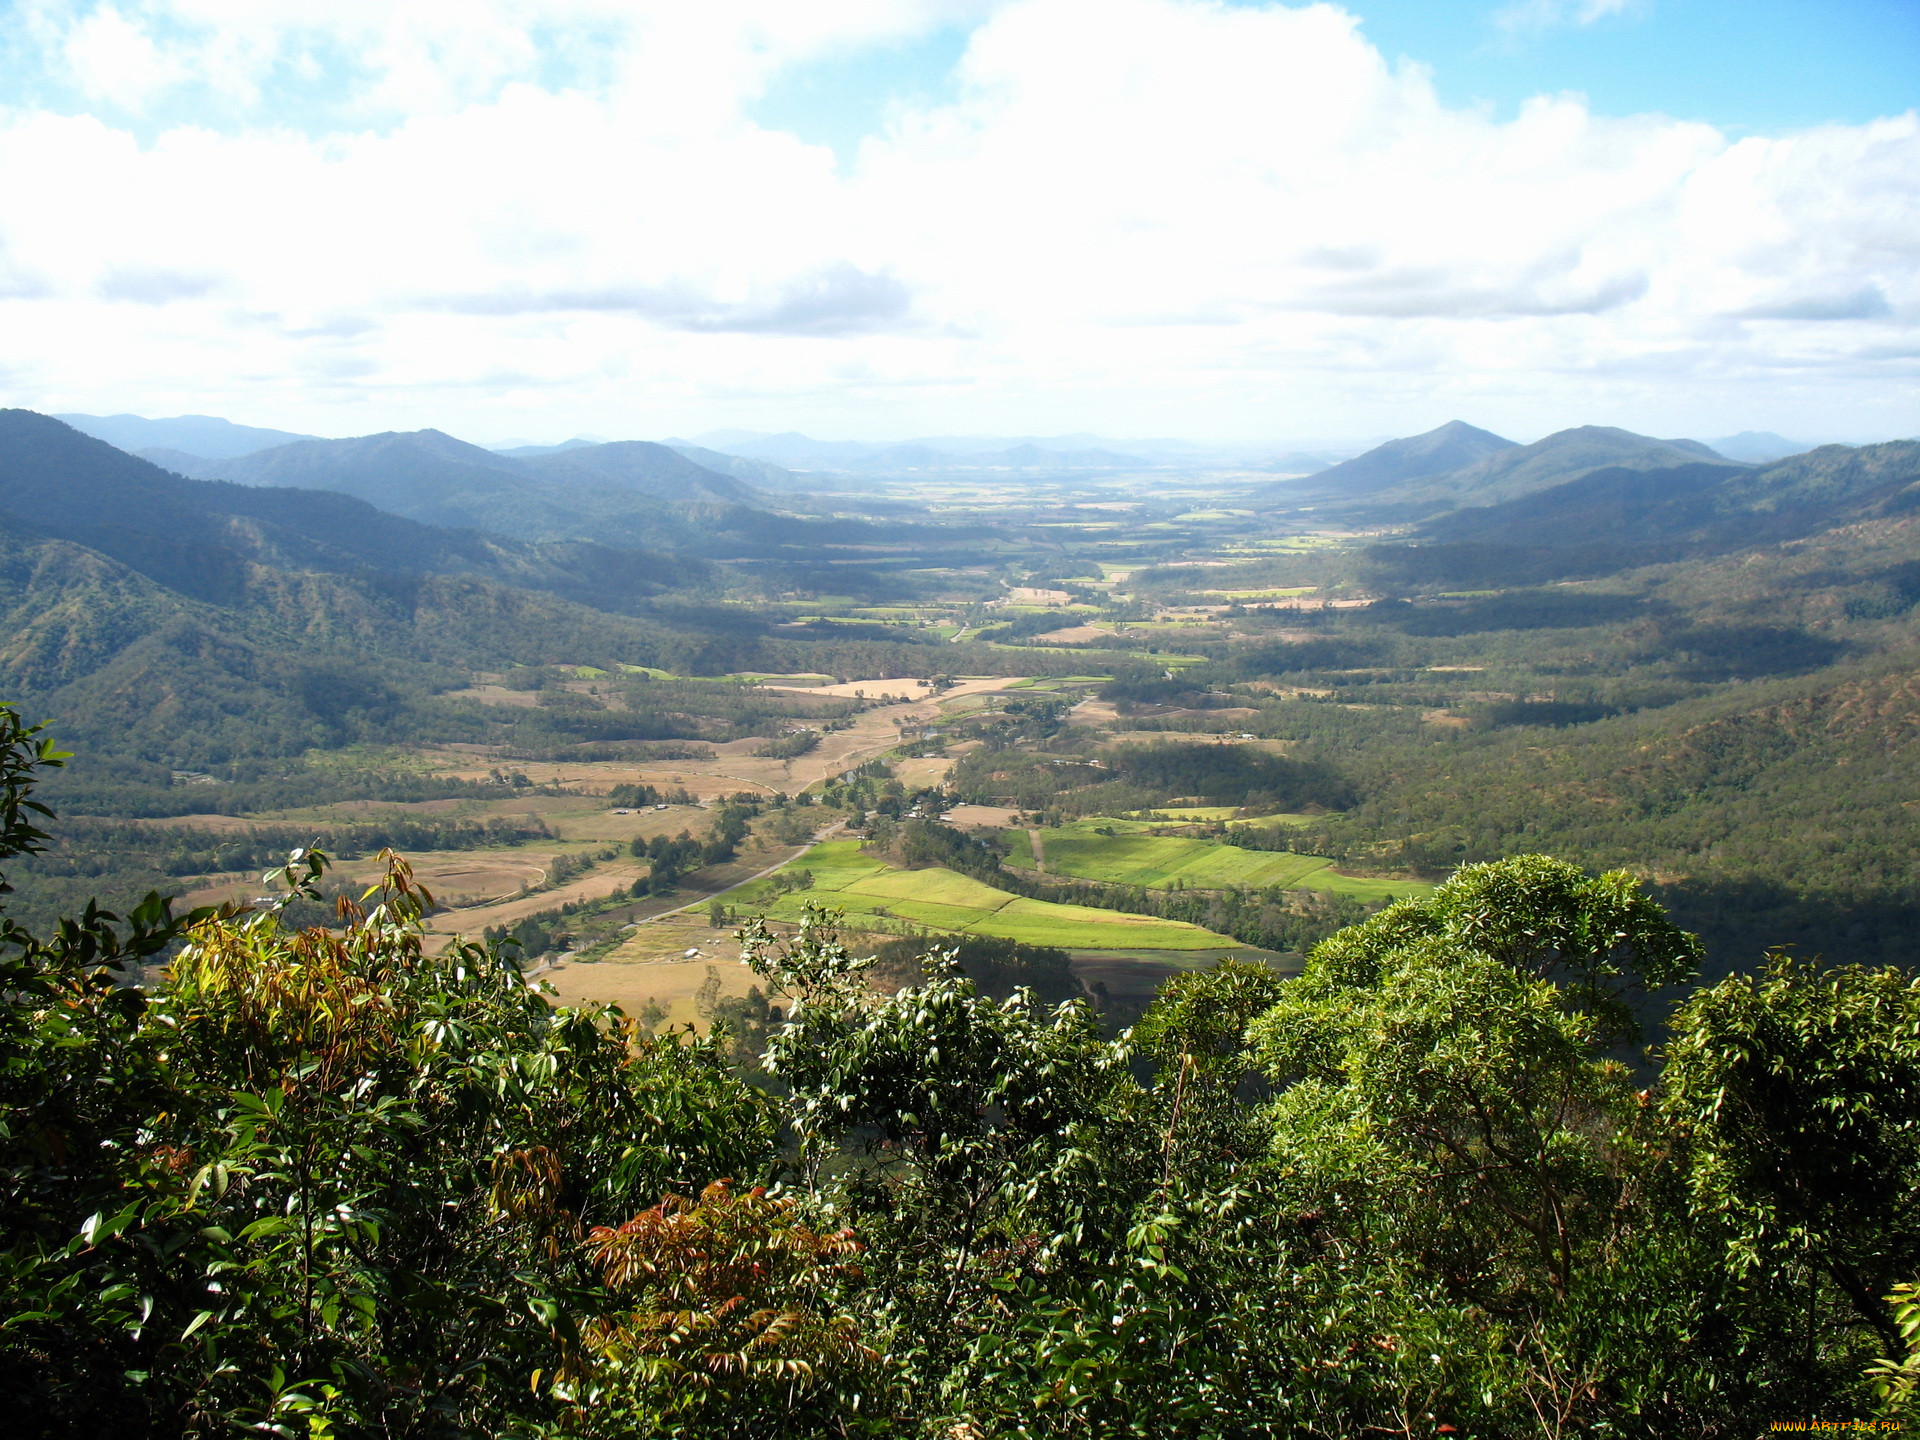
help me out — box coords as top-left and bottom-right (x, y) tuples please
(1068, 698), (1120, 726)
(942, 803), (1022, 828)
(1026, 624), (1118, 645)
(162, 679), (1019, 918)
(176, 799), (713, 911)
(425, 860), (650, 935)
(1101, 731), (1295, 753)
(892, 755), (957, 789)
(170, 675), (1057, 1013)
(443, 685), (540, 707)
(539, 912), (762, 1027)
(760, 678), (938, 701)
(428, 829), (827, 943)
(420, 675), (1023, 801)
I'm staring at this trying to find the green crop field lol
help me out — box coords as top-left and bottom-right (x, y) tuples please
(1007, 821), (1429, 902)
(726, 840), (1238, 951)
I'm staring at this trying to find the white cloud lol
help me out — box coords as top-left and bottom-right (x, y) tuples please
(0, 0), (1913, 441)
(58, 6), (191, 106)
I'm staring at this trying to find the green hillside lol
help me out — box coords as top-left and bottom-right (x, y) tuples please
(1004, 820), (1422, 902)
(730, 839), (1241, 952)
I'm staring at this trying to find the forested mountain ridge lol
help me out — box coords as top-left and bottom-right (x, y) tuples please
(508, 439), (760, 504)
(0, 522), (704, 768)
(1708, 428), (1813, 463)
(1290, 650), (1920, 969)
(1346, 424), (1737, 518)
(663, 442), (811, 491)
(0, 410), (749, 770)
(1421, 439), (1920, 560)
(0, 410), (708, 610)
(153, 427), (752, 530)
(1261, 420), (1741, 523)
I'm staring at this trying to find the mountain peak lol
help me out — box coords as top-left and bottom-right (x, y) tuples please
(1282, 420), (1517, 499)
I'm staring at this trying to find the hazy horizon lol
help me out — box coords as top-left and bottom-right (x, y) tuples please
(44, 408), (1912, 459)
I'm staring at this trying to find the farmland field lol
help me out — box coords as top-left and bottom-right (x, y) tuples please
(729, 840), (1240, 951)
(1005, 821), (1430, 902)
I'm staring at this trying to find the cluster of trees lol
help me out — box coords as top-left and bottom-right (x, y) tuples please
(863, 932), (1080, 1005)
(947, 740), (1353, 819)
(38, 755), (548, 821)
(607, 783), (699, 808)
(1001, 864), (1376, 957)
(753, 731), (820, 760)
(481, 870), (676, 962)
(432, 678), (858, 760)
(633, 833), (720, 896)
(7, 690), (1914, 1435)
(627, 796), (763, 896)
(485, 913), (572, 959)
(819, 759), (912, 818)
(941, 694), (1073, 748)
(37, 815), (553, 882)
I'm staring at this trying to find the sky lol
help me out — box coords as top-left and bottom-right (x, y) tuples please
(0, 0), (1915, 445)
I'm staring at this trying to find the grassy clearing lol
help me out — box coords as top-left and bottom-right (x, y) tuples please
(1015, 821), (1431, 902)
(726, 840), (1235, 951)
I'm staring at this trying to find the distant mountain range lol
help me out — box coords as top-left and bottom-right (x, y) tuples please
(52, 412), (1852, 486)
(1705, 431), (1814, 464)
(57, 412), (322, 458)
(61, 411), (1355, 483)
(133, 429), (862, 555)
(150, 428), (750, 506)
(489, 438), (601, 458)
(1269, 414), (1920, 589)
